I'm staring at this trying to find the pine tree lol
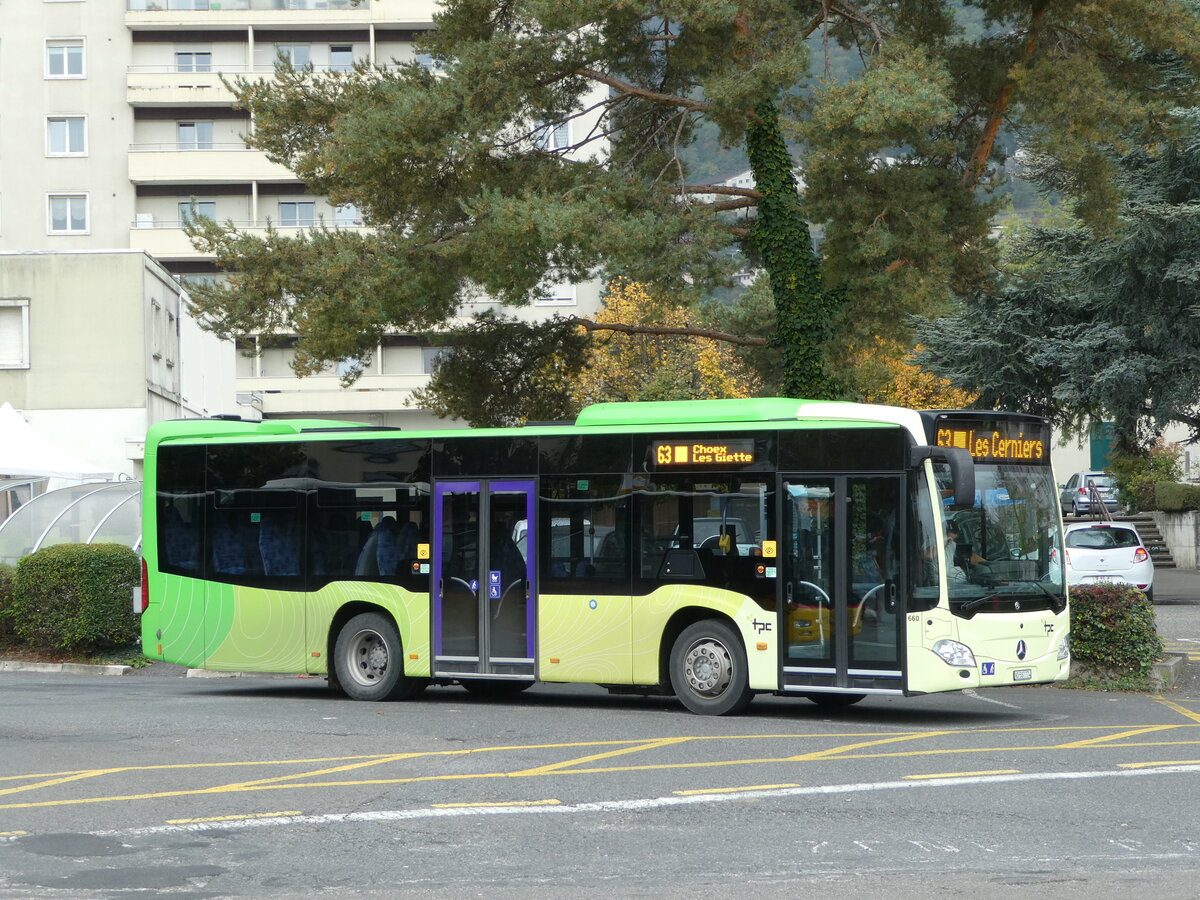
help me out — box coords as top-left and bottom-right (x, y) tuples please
(185, 1), (1200, 423)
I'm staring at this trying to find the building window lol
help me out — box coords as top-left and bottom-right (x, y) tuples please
(334, 203), (361, 226)
(415, 52), (444, 72)
(47, 194), (88, 234)
(278, 201), (315, 227)
(535, 121), (570, 152)
(535, 283), (577, 306)
(46, 116), (87, 156)
(329, 44), (354, 72)
(177, 121), (214, 150)
(275, 44), (311, 68)
(0, 299), (30, 370)
(175, 50), (212, 73)
(46, 40), (84, 78)
(179, 201), (217, 226)
(422, 347), (448, 374)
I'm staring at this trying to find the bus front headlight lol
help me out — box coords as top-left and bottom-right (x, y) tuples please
(1058, 633), (1070, 660)
(932, 640), (976, 668)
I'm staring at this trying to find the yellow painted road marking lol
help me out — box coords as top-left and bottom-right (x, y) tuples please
(206, 753), (433, 793)
(0, 831), (27, 836)
(1155, 698), (1200, 725)
(432, 799), (561, 808)
(1056, 724), (1179, 749)
(789, 731), (948, 761)
(905, 770), (1020, 780)
(674, 783), (799, 796)
(166, 811), (302, 824)
(0, 769), (126, 797)
(0, 729), (1136, 785)
(510, 737), (692, 777)
(5, 722), (1200, 813)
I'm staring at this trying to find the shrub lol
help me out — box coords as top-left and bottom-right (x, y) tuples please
(1156, 481), (1200, 512)
(1109, 442), (1183, 512)
(1069, 583), (1162, 677)
(10, 543), (140, 653)
(0, 562), (16, 644)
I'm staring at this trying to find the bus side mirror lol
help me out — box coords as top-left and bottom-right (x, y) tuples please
(912, 446), (975, 509)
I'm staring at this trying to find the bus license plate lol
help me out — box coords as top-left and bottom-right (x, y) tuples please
(1013, 669), (1033, 682)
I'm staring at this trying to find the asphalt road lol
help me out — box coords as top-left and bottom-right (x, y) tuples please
(1, 569), (1198, 899)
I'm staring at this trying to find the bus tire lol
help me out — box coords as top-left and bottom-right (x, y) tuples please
(803, 692), (866, 709)
(669, 620), (754, 716)
(333, 612), (424, 702)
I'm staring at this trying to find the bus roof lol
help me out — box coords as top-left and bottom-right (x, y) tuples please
(145, 398), (941, 447)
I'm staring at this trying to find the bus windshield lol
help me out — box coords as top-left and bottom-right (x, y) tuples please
(938, 463), (1065, 616)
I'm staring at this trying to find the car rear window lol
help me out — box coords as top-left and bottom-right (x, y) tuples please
(1065, 527), (1140, 549)
(1084, 475), (1115, 488)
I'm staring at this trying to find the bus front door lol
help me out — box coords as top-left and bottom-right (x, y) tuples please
(433, 480), (536, 681)
(781, 475), (905, 697)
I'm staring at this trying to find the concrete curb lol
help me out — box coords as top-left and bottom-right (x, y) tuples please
(186, 668), (248, 678)
(0, 660), (132, 676)
(1151, 652), (1188, 691)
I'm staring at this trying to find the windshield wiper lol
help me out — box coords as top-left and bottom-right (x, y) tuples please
(959, 596), (994, 613)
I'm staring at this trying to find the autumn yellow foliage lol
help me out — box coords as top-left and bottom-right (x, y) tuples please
(570, 280), (763, 407)
(849, 336), (978, 409)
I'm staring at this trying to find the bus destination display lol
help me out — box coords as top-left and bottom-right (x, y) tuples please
(935, 425), (1046, 463)
(653, 439), (755, 467)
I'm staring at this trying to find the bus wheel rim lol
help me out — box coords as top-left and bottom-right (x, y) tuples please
(683, 638), (732, 697)
(347, 629), (389, 686)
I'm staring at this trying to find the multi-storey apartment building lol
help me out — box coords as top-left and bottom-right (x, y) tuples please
(3, 0), (602, 441)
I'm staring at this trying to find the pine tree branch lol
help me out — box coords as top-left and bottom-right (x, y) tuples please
(963, 1), (1052, 187)
(567, 316), (768, 346)
(574, 67), (711, 112)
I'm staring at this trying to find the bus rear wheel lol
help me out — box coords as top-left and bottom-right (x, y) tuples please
(334, 612), (425, 701)
(669, 620), (754, 716)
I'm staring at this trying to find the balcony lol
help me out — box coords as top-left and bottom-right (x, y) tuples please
(126, 65), (399, 106)
(126, 0), (439, 28)
(129, 217), (367, 260)
(127, 66), (242, 105)
(128, 143), (299, 184)
(241, 373), (431, 417)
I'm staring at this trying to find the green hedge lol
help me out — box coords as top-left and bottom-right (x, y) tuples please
(1156, 481), (1200, 512)
(0, 562), (16, 643)
(10, 543), (140, 653)
(1069, 583), (1162, 677)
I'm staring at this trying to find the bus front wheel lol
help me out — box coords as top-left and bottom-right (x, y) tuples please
(334, 612), (425, 702)
(669, 620), (754, 716)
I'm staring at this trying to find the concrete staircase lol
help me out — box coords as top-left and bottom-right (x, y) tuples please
(1123, 514), (1176, 568)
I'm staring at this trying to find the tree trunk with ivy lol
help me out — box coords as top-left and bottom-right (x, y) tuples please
(745, 101), (836, 399)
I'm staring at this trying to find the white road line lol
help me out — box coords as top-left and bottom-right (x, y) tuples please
(42, 764), (1198, 842)
(961, 689), (1022, 709)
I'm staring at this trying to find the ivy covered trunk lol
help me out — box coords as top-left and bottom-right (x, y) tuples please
(745, 100), (838, 399)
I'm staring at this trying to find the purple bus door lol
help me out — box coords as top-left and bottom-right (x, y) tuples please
(433, 480), (535, 680)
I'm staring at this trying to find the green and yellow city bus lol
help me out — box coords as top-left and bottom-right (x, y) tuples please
(138, 398), (1069, 715)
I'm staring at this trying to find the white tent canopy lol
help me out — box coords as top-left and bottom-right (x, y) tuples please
(0, 402), (112, 480)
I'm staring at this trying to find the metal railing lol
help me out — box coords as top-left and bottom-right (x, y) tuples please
(128, 0), (362, 11)
(127, 64), (370, 74)
(130, 217), (365, 229)
(1087, 483), (1115, 521)
(128, 142), (252, 152)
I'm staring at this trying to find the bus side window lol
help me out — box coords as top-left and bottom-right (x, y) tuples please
(537, 478), (627, 592)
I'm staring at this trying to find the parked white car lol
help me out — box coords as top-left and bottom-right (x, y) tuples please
(1058, 522), (1154, 601)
